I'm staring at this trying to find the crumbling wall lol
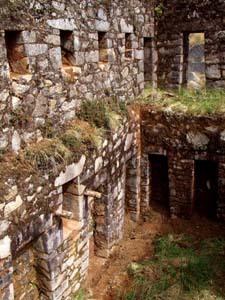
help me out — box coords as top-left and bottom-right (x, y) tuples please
(156, 0), (225, 89)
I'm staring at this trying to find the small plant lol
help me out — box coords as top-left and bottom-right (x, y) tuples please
(77, 98), (127, 132)
(23, 138), (71, 170)
(154, 3), (165, 18)
(73, 288), (86, 300)
(62, 120), (104, 151)
(39, 119), (57, 138)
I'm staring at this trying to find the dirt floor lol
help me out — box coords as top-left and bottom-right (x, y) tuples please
(85, 205), (225, 300)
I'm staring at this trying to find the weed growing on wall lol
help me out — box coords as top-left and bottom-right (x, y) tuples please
(77, 98), (127, 131)
(0, 97), (129, 174)
(154, 2), (165, 18)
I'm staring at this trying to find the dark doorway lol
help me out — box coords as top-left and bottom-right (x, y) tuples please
(149, 154), (170, 209)
(144, 37), (153, 84)
(194, 160), (218, 219)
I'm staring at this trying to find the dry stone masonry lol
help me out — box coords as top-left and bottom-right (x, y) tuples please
(0, 1), (225, 300)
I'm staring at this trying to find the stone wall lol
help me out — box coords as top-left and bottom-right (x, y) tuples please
(13, 248), (39, 300)
(141, 107), (225, 220)
(156, 0), (225, 89)
(1, 1), (225, 299)
(0, 0), (155, 153)
(0, 112), (141, 299)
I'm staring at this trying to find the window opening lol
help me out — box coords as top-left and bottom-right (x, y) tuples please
(183, 32), (206, 89)
(5, 31), (29, 77)
(98, 31), (108, 63)
(125, 33), (132, 59)
(144, 37), (153, 84)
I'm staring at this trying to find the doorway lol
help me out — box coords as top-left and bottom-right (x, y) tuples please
(194, 160), (218, 219)
(149, 154), (170, 210)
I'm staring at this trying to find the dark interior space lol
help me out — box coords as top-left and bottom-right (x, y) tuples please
(149, 154), (170, 210)
(125, 33), (132, 59)
(5, 30), (29, 75)
(60, 30), (74, 66)
(98, 31), (108, 62)
(144, 37), (153, 83)
(194, 160), (218, 219)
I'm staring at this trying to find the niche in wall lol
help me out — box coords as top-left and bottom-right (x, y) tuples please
(62, 180), (83, 221)
(125, 33), (132, 59)
(60, 30), (74, 67)
(5, 31), (30, 77)
(60, 30), (80, 80)
(98, 31), (108, 63)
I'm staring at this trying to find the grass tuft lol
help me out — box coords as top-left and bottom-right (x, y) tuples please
(77, 98), (127, 131)
(23, 138), (72, 170)
(73, 288), (86, 300)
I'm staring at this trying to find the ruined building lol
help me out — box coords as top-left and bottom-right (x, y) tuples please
(0, 0), (225, 299)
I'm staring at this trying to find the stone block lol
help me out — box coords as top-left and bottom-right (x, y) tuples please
(11, 130), (21, 152)
(54, 155), (86, 187)
(120, 19), (133, 33)
(134, 49), (144, 60)
(0, 236), (11, 259)
(49, 47), (62, 70)
(95, 20), (110, 31)
(12, 82), (30, 96)
(47, 19), (76, 30)
(95, 157), (103, 173)
(206, 64), (221, 79)
(22, 31), (36, 43)
(186, 131), (209, 150)
(4, 195), (23, 217)
(44, 35), (60, 46)
(0, 134), (8, 150)
(85, 50), (99, 63)
(25, 44), (48, 56)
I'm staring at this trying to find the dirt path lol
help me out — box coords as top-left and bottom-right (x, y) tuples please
(85, 207), (225, 300)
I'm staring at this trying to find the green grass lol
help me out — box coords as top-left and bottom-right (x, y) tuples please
(77, 98), (127, 131)
(139, 87), (225, 116)
(117, 234), (225, 300)
(73, 288), (86, 300)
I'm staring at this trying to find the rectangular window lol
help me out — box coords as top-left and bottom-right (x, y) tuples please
(5, 31), (29, 77)
(60, 30), (74, 67)
(144, 37), (153, 83)
(183, 32), (206, 89)
(98, 31), (108, 62)
(125, 33), (132, 59)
